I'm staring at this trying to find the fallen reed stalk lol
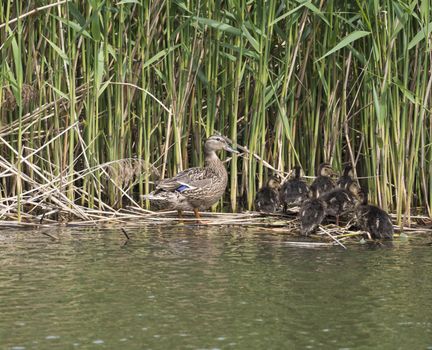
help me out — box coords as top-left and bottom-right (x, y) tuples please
(319, 226), (347, 250)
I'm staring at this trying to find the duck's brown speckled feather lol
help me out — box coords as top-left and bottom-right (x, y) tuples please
(143, 136), (232, 212)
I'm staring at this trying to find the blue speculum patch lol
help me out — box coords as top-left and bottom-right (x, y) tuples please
(176, 184), (189, 192)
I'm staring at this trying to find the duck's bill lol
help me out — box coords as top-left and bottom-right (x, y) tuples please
(225, 145), (240, 154)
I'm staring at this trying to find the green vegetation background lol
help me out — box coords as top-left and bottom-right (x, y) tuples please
(0, 0), (431, 223)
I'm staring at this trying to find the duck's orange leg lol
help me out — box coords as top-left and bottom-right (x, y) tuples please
(194, 208), (207, 224)
(193, 208), (201, 219)
(177, 210), (184, 224)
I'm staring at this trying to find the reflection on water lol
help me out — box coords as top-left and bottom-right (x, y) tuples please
(0, 225), (431, 349)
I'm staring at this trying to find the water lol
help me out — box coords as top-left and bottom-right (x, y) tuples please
(0, 225), (431, 349)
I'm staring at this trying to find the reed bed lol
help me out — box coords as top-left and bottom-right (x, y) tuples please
(0, 0), (431, 227)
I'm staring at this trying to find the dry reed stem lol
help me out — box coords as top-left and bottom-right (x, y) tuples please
(318, 226), (347, 249)
(0, 0), (69, 29)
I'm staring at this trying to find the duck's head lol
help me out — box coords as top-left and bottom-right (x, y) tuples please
(318, 163), (335, 177)
(205, 135), (239, 154)
(267, 175), (281, 190)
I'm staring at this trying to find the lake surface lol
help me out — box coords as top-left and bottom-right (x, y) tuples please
(0, 225), (431, 350)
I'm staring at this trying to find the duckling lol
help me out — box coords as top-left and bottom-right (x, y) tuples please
(355, 189), (394, 240)
(310, 163), (336, 197)
(279, 166), (310, 212)
(299, 188), (327, 236)
(254, 176), (281, 213)
(337, 165), (354, 189)
(321, 182), (361, 226)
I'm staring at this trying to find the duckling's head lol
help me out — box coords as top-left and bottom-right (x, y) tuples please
(291, 166), (304, 179)
(318, 163), (335, 177)
(347, 181), (361, 199)
(309, 187), (320, 198)
(357, 187), (368, 205)
(205, 135), (239, 154)
(267, 176), (281, 190)
(342, 164), (354, 177)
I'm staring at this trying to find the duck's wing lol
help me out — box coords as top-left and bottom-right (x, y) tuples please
(156, 167), (210, 192)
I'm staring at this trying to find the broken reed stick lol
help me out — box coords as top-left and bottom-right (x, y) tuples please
(121, 228), (130, 240)
(319, 226), (347, 249)
(0, 0), (69, 30)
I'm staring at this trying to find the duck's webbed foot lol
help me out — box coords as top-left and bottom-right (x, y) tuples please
(193, 208), (209, 225)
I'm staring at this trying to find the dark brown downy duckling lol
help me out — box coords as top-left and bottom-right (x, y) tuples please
(321, 182), (361, 226)
(310, 163), (336, 196)
(279, 166), (310, 212)
(299, 188), (327, 236)
(254, 176), (281, 213)
(355, 189), (394, 240)
(337, 165), (354, 189)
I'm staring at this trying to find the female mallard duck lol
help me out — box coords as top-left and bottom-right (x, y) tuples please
(321, 181), (361, 225)
(299, 188), (327, 236)
(310, 163), (336, 197)
(355, 189), (394, 240)
(143, 135), (238, 218)
(254, 176), (281, 213)
(337, 165), (354, 189)
(279, 166), (309, 211)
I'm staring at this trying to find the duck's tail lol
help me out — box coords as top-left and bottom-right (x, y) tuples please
(141, 191), (184, 211)
(141, 193), (164, 201)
